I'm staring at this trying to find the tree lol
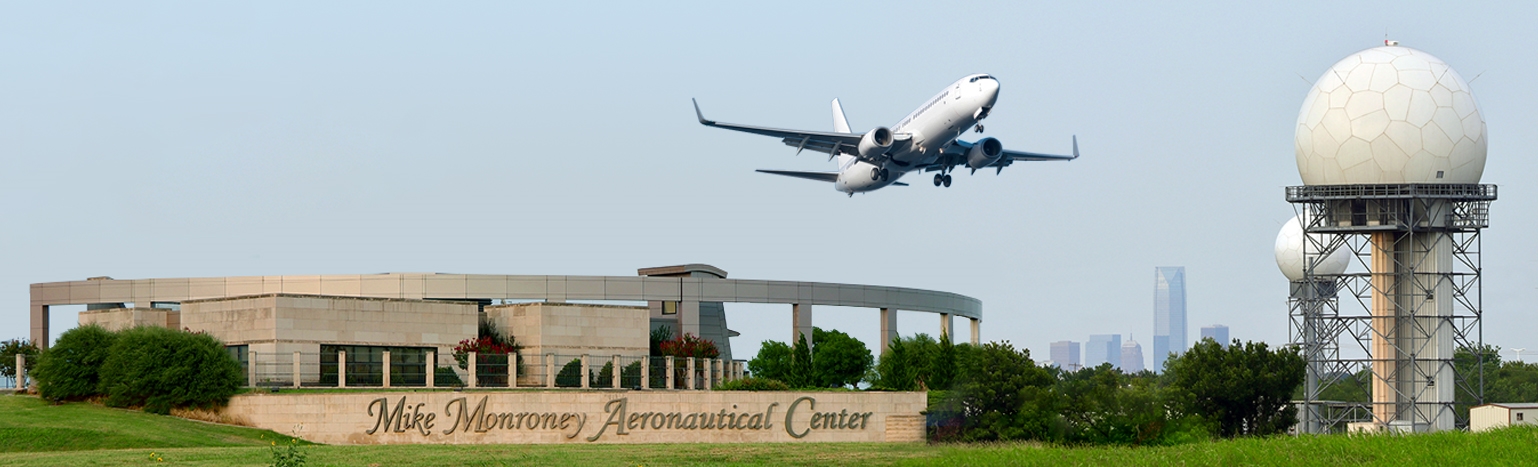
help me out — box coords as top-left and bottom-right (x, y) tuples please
(0, 339), (39, 379)
(943, 341), (1058, 442)
(33, 325), (117, 402)
(1165, 339), (1304, 437)
(788, 333), (813, 388)
(810, 327), (873, 388)
(747, 340), (793, 382)
(870, 333), (955, 391)
(1056, 364), (1178, 445)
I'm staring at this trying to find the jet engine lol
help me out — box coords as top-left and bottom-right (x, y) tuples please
(857, 127), (893, 158)
(965, 137), (1004, 169)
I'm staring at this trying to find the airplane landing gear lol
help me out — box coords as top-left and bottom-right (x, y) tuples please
(872, 168), (890, 181)
(933, 174), (952, 187)
(975, 124), (984, 133)
(933, 174), (943, 186)
(942, 174), (952, 187)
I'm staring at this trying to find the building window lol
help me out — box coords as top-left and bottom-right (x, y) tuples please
(320, 345), (432, 387)
(226, 345), (248, 386)
(1519, 412), (1525, 421)
(662, 301), (678, 315)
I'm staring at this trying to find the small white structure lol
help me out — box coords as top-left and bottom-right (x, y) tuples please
(1470, 403), (1538, 432)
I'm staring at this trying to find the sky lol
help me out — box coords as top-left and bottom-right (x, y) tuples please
(3, 1), (1536, 368)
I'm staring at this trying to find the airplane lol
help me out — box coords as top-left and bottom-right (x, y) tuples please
(692, 74), (1078, 196)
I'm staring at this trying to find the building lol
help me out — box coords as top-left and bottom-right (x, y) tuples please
(1050, 340), (1081, 371)
(1470, 403), (1538, 432)
(32, 264), (983, 387)
(1121, 337), (1145, 373)
(1085, 334), (1121, 369)
(1153, 267), (1187, 372)
(1200, 324), (1229, 348)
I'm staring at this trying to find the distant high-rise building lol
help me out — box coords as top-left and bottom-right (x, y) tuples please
(1153, 267), (1187, 372)
(1121, 337), (1145, 373)
(1201, 324), (1230, 348)
(1086, 334), (1121, 369)
(1050, 340), (1081, 371)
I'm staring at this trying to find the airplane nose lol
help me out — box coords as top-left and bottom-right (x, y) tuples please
(983, 80), (999, 104)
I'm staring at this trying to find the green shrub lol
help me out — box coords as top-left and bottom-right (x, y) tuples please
(555, 358), (583, 387)
(34, 325), (117, 402)
(944, 341), (1058, 442)
(433, 367), (464, 387)
(716, 377), (791, 391)
(97, 327), (243, 414)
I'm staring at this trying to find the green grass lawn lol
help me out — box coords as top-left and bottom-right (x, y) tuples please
(3, 394), (1537, 466)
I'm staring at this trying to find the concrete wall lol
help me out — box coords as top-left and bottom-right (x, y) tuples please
(78, 308), (178, 331)
(182, 294), (477, 349)
(488, 303), (648, 359)
(217, 390), (926, 444)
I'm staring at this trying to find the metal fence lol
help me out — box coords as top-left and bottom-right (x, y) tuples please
(242, 350), (746, 390)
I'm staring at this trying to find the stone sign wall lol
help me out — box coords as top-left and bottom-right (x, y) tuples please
(219, 390), (926, 444)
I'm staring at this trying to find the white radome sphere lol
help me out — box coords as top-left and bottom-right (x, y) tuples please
(1274, 215), (1351, 282)
(1295, 46), (1486, 185)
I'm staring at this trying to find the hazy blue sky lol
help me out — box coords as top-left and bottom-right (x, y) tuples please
(4, 1), (1535, 367)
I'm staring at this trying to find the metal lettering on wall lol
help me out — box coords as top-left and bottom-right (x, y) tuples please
(364, 396), (874, 442)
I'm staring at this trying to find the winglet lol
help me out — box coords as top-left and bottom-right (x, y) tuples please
(692, 98), (714, 125)
(1071, 135), (1080, 159)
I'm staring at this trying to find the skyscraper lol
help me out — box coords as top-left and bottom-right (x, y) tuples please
(1050, 340), (1081, 371)
(1121, 337), (1145, 373)
(1153, 267), (1187, 372)
(1201, 324), (1230, 349)
(1086, 334), (1121, 369)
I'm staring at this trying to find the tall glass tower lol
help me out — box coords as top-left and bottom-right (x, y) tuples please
(1153, 267), (1187, 372)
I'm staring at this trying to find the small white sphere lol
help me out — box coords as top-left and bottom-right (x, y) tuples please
(1275, 215), (1351, 281)
(1295, 46), (1486, 184)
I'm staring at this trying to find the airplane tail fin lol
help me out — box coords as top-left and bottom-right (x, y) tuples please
(831, 99), (854, 169)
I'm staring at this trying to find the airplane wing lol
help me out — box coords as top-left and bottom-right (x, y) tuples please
(923, 136), (1079, 172)
(755, 170), (839, 183)
(755, 170), (907, 186)
(693, 99), (907, 162)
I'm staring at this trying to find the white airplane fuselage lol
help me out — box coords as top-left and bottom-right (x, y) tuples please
(833, 75), (999, 193)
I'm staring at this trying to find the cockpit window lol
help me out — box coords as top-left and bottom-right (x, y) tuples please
(969, 75), (995, 83)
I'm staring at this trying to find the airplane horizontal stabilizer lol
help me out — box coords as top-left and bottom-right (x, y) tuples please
(755, 170), (839, 183)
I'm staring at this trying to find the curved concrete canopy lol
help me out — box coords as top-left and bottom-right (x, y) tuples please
(29, 272), (982, 346)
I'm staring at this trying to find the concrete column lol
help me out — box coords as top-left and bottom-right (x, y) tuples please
(793, 303), (814, 348)
(666, 357), (675, 389)
(509, 353), (517, 388)
(712, 359), (722, 386)
(338, 350), (347, 388)
(686, 357), (696, 390)
(679, 301), (702, 337)
(612, 355), (621, 389)
(30, 305), (48, 350)
(292, 351), (301, 389)
(970, 318), (981, 345)
(939, 313), (953, 340)
(880, 308), (898, 356)
(426, 350), (436, 388)
(248, 351), (257, 388)
(580, 355), (590, 389)
(1370, 232), (1398, 425)
(382, 350), (391, 388)
(467, 351), (477, 388)
(545, 354), (554, 388)
(641, 356), (650, 390)
(15, 354), (25, 393)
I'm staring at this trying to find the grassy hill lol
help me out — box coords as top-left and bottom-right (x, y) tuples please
(3, 394), (1538, 466)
